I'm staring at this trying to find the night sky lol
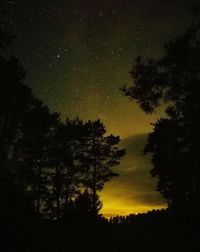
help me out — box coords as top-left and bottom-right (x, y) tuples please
(1, 0), (197, 216)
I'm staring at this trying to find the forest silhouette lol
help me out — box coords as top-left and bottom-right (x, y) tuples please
(1, 7), (200, 252)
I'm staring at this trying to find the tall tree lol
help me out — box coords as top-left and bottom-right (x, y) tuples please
(121, 7), (200, 215)
(81, 119), (125, 215)
(0, 54), (32, 171)
(47, 118), (86, 220)
(0, 28), (33, 202)
(16, 98), (59, 214)
(0, 29), (39, 228)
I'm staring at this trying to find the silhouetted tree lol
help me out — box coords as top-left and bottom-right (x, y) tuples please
(71, 189), (102, 223)
(121, 8), (200, 215)
(62, 118), (87, 208)
(0, 55), (32, 171)
(81, 119), (125, 215)
(0, 29), (34, 211)
(16, 98), (59, 215)
(47, 118), (86, 220)
(0, 30), (41, 252)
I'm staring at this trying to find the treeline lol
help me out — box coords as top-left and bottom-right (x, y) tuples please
(0, 30), (125, 222)
(109, 209), (167, 224)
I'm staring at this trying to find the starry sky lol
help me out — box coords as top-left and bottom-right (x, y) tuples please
(1, 0), (197, 216)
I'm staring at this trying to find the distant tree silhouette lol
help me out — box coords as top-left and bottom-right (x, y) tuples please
(69, 189), (102, 223)
(80, 119), (125, 215)
(121, 8), (200, 215)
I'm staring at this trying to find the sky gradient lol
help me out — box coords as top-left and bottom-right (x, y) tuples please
(1, 0), (197, 216)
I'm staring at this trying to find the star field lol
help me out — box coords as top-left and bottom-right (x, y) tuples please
(0, 0), (197, 216)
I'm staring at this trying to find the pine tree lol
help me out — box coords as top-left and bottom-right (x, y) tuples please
(81, 119), (125, 215)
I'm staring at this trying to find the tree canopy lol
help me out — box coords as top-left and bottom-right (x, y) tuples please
(122, 9), (200, 215)
(0, 29), (125, 221)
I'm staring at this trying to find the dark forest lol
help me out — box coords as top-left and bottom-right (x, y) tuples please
(1, 1), (200, 251)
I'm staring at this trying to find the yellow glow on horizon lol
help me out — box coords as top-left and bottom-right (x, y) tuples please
(100, 181), (167, 217)
(58, 54), (169, 217)
(96, 102), (168, 217)
(101, 205), (167, 218)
